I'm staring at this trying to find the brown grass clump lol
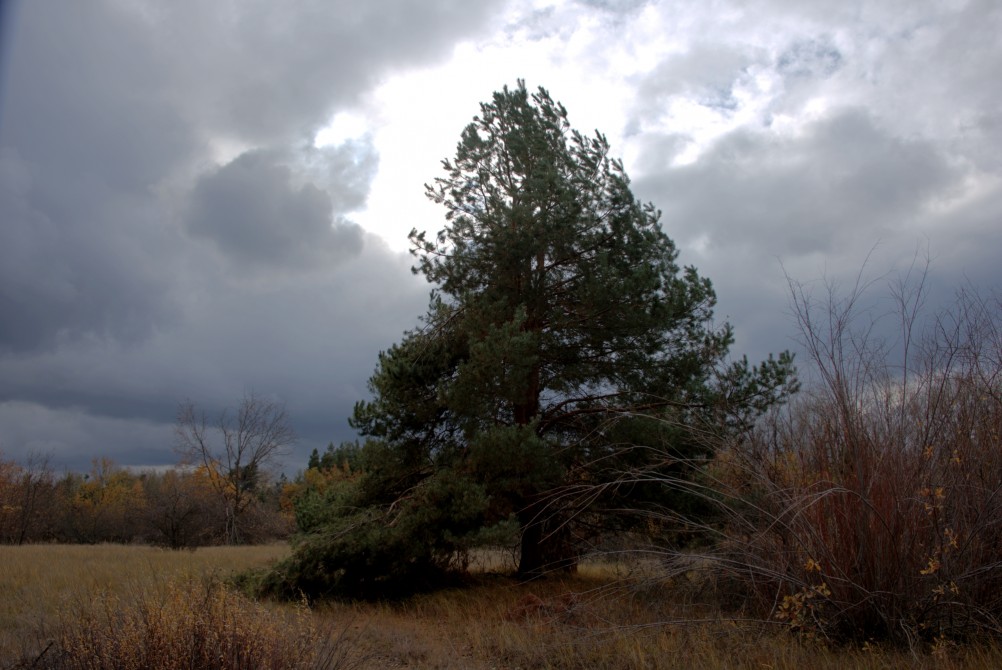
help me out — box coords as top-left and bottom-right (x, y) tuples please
(25, 577), (359, 670)
(0, 543), (290, 664)
(502, 592), (580, 622)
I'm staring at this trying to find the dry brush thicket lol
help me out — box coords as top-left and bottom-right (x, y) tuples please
(636, 272), (1002, 647)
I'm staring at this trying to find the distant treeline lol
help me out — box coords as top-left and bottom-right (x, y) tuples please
(0, 455), (292, 547)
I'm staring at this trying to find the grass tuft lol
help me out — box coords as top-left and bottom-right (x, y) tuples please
(30, 577), (360, 670)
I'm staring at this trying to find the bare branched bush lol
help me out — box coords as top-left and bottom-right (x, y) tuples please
(631, 264), (1002, 647)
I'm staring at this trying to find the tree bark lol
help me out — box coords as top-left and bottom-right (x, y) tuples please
(516, 502), (578, 577)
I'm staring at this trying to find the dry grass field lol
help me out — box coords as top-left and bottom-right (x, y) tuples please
(2, 544), (1001, 669)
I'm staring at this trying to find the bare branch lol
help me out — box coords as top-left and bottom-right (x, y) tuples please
(174, 392), (295, 544)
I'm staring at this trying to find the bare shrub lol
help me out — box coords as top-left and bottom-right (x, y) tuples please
(596, 259), (1002, 648)
(693, 268), (1002, 646)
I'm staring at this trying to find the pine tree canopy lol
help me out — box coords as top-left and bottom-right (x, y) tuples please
(270, 82), (797, 596)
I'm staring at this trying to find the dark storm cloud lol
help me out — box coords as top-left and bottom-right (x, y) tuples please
(186, 148), (368, 271)
(133, 0), (509, 145)
(0, 146), (182, 354)
(0, 4), (198, 191)
(0, 0), (506, 470)
(0, 225), (429, 471)
(0, 1), (195, 354)
(0, 401), (175, 469)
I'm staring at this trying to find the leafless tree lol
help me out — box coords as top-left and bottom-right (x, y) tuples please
(142, 469), (219, 549)
(175, 392), (295, 544)
(0, 451), (55, 544)
(15, 452), (54, 545)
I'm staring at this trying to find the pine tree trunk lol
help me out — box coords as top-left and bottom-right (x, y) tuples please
(516, 503), (578, 577)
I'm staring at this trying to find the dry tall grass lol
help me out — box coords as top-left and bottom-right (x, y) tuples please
(0, 544), (292, 667)
(4, 544), (1002, 669)
(298, 557), (1002, 669)
(43, 578), (357, 670)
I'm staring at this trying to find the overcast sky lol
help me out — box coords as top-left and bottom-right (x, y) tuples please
(1, 0), (999, 473)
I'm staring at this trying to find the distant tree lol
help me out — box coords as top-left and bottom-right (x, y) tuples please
(175, 392), (295, 544)
(0, 454), (27, 543)
(307, 448), (321, 471)
(268, 82), (795, 598)
(307, 442), (342, 471)
(61, 458), (146, 543)
(140, 469), (220, 548)
(14, 453), (55, 544)
(0, 451), (55, 544)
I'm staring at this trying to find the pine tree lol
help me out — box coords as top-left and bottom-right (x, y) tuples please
(267, 82), (795, 597)
(349, 81), (795, 577)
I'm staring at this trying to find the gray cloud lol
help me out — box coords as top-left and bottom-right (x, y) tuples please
(185, 148), (369, 271)
(0, 401), (176, 470)
(0, 146), (182, 354)
(776, 37), (842, 79)
(639, 109), (959, 256)
(575, 0), (650, 15)
(633, 107), (993, 362)
(0, 0), (506, 470)
(130, 1), (508, 146)
(636, 43), (759, 115)
(0, 3), (199, 194)
(619, 0), (1002, 362)
(0, 1), (198, 354)
(0, 0), (999, 474)
(0, 226), (430, 470)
